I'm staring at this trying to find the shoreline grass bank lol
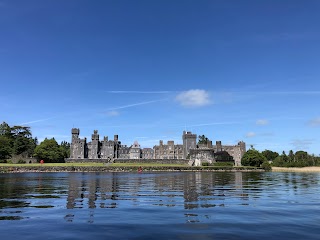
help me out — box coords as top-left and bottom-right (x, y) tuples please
(0, 163), (264, 173)
(272, 166), (320, 172)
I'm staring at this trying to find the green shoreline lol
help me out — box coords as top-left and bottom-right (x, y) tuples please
(0, 164), (264, 173)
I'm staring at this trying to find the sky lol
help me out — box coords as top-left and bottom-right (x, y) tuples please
(1, 0), (320, 155)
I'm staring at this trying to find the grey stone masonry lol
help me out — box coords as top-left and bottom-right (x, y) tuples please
(142, 148), (154, 159)
(118, 145), (130, 159)
(68, 128), (246, 165)
(129, 141), (141, 159)
(70, 128), (86, 159)
(101, 136), (115, 159)
(182, 131), (197, 159)
(153, 140), (183, 159)
(89, 130), (99, 159)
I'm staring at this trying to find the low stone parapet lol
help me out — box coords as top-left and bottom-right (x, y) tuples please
(114, 159), (189, 164)
(66, 158), (189, 164)
(66, 158), (109, 163)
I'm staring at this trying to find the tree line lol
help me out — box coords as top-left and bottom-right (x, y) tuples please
(198, 134), (320, 169)
(241, 146), (320, 170)
(0, 122), (70, 163)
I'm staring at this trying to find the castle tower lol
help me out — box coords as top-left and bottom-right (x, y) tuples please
(70, 128), (80, 159)
(216, 141), (222, 152)
(70, 128), (86, 159)
(71, 128), (79, 142)
(239, 141), (246, 162)
(182, 131), (197, 159)
(114, 135), (119, 158)
(89, 130), (99, 159)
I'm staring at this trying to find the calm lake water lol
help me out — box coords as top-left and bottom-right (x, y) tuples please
(0, 171), (319, 240)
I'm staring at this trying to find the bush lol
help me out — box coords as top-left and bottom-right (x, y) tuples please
(213, 162), (234, 166)
(261, 161), (271, 171)
(201, 162), (210, 166)
(17, 159), (26, 164)
(0, 159), (7, 163)
(241, 149), (267, 167)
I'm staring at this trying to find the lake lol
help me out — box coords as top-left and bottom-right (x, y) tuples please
(0, 171), (319, 239)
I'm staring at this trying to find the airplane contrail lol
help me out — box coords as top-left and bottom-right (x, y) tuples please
(106, 90), (172, 94)
(107, 99), (168, 110)
(19, 117), (56, 125)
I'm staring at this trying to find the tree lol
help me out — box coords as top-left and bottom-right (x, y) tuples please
(0, 123), (37, 158)
(288, 150), (294, 161)
(60, 141), (70, 159)
(295, 151), (313, 166)
(0, 135), (12, 161)
(261, 150), (279, 162)
(0, 122), (12, 138)
(273, 151), (289, 167)
(241, 149), (267, 167)
(13, 136), (31, 156)
(34, 138), (65, 162)
(198, 135), (208, 144)
(10, 126), (31, 139)
(10, 126), (35, 157)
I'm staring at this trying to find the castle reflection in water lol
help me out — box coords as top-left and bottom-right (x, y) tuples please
(65, 172), (247, 222)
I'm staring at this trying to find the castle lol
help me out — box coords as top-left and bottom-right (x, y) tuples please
(69, 128), (246, 166)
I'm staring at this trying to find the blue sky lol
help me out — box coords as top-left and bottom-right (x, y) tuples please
(1, 0), (320, 154)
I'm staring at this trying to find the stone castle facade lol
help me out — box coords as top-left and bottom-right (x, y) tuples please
(69, 129), (246, 166)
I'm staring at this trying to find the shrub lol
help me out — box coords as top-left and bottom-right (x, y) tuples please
(241, 149), (267, 167)
(261, 161), (271, 171)
(17, 159), (26, 164)
(213, 162), (234, 166)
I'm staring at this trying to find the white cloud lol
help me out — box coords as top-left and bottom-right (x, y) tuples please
(246, 132), (256, 138)
(175, 89), (211, 107)
(256, 119), (269, 126)
(308, 117), (320, 127)
(106, 110), (120, 117)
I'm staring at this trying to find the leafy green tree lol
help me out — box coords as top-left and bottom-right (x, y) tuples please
(288, 150), (294, 161)
(0, 123), (37, 158)
(261, 161), (272, 171)
(198, 135), (208, 144)
(272, 150), (315, 167)
(10, 126), (31, 139)
(261, 150), (279, 161)
(60, 141), (70, 158)
(34, 138), (65, 162)
(0, 135), (12, 161)
(0, 122), (12, 138)
(13, 137), (37, 156)
(11, 126), (35, 157)
(295, 151), (313, 166)
(241, 149), (267, 167)
(273, 151), (289, 167)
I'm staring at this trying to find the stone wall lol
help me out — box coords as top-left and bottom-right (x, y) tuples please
(66, 158), (189, 164)
(66, 158), (110, 163)
(114, 159), (189, 164)
(0, 165), (265, 173)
